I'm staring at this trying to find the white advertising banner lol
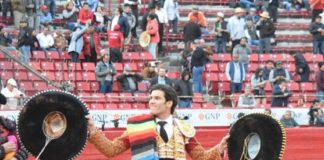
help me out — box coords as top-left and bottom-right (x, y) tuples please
(0, 108), (310, 128)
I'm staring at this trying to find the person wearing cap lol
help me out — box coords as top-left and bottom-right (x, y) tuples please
(183, 17), (201, 43)
(1, 79), (24, 110)
(245, 8), (260, 24)
(256, 11), (275, 54)
(155, 2), (168, 56)
(17, 19), (34, 63)
(146, 14), (160, 59)
(309, 16), (324, 55)
(68, 22), (89, 62)
(164, 0), (180, 33)
(227, 7), (246, 54)
(188, 7), (208, 35)
(63, 1), (79, 30)
(95, 52), (116, 93)
(150, 67), (173, 87)
(225, 53), (246, 93)
(117, 65), (144, 93)
(316, 62), (324, 102)
(289, 51), (310, 82)
(79, 2), (94, 25)
(39, 5), (53, 28)
(11, 0), (26, 29)
(212, 12), (229, 53)
(269, 61), (291, 85)
(142, 62), (158, 81)
(107, 24), (124, 63)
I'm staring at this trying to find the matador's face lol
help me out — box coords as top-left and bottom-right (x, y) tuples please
(149, 90), (172, 118)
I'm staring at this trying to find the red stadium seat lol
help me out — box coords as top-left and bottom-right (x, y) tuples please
(140, 52), (153, 61)
(300, 82), (315, 93)
(68, 62), (82, 71)
(106, 93), (119, 103)
(218, 54), (232, 62)
(313, 54), (324, 63)
(205, 63), (219, 72)
(218, 63), (227, 72)
(90, 82), (100, 92)
(122, 52), (140, 62)
(192, 93), (204, 103)
(32, 51), (46, 60)
(218, 82), (230, 92)
(202, 103), (215, 109)
(41, 62), (55, 71)
(28, 72), (42, 81)
(90, 103), (104, 109)
(82, 72), (96, 81)
(119, 92), (133, 102)
(205, 73), (219, 81)
(104, 103), (118, 109)
(137, 82), (148, 92)
(43, 71), (56, 81)
(15, 71), (28, 80)
(82, 62), (96, 72)
(20, 81), (34, 91)
(114, 63), (123, 72)
(119, 103), (132, 109)
(124, 63), (138, 72)
(191, 103), (202, 109)
(29, 61), (41, 71)
(288, 82), (300, 92)
(47, 51), (60, 61)
(34, 81), (48, 91)
(55, 71), (64, 81)
(77, 82), (91, 92)
(0, 61), (13, 70)
(1, 71), (14, 81)
(134, 93), (149, 103)
(91, 93), (106, 103)
(133, 103), (147, 109)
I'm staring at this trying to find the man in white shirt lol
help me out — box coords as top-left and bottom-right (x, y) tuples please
(1, 79), (24, 110)
(36, 26), (54, 51)
(227, 7), (246, 54)
(155, 3), (168, 56)
(164, 0), (180, 33)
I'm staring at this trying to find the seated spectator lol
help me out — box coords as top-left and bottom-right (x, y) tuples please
(245, 20), (259, 46)
(188, 7), (208, 35)
(174, 70), (193, 108)
(183, 17), (201, 43)
(315, 109), (324, 126)
(117, 65), (144, 93)
(108, 24), (124, 63)
(0, 26), (12, 46)
(62, 1), (79, 30)
(150, 67), (173, 87)
(212, 12), (229, 54)
(30, 30), (40, 53)
(251, 67), (267, 104)
(283, 0), (293, 10)
(280, 110), (298, 128)
(83, 25), (101, 64)
(225, 54), (246, 94)
(237, 86), (256, 107)
(79, 2), (94, 25)
(316, 62), (324, 102)
(36, 26), (55, 52)
(263, 60), (274, 80)
(53, 31), (68, 52)
(142, 62), (158, 81)
(264, 108), (272, 115)
(290, 51), (310, 82)
(269, 61), (291, 85)
(240, 0), (255, 10)
(309, 99), (321, 125)
(1, 79), (24, 110)
(309, 16), (324, 55)
(39, 5), (53, 28)
(86, 0), (99, 12)
(95, 51), (116, 93)
(245, 8), (260, 24)
(233, 37), (251, 72)
(296, 95), (306, 107)
(68, 24), (89, 62)
(271, 80), (292, 107)
(94, 6), (107, 32)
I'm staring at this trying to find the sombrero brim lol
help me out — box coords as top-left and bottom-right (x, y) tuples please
(17, 90), (89, 160)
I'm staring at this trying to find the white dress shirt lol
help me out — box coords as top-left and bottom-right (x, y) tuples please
(155, 9), (168, 24)
(36, 33), (54, 49)
(124, 0), (142, 5)
(156, 115), (173, 140)
(111, 15), (120, 31)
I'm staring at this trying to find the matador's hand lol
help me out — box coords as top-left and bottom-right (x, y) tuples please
(217, 134), (229, 154)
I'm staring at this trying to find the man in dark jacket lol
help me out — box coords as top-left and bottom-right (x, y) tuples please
(316, 62), (324, 101)
(17, 19), (34, 63)
(263, 60), (274, 80)
(117, 65), (143, 93)
(213, 12), (229, 53)
(141, 5), (158, 31)
(271, 80), (292, 107)
(280, 110), (298, 128)
(290, 51), (310, 82)
(111, 6), (130, 38)
(174, 70), (193, 108)
(183, 17), (201, 43)
(309, 16), (324, 55)
(150, 67), (173, 87)
(256, 11), (275, 54)
(269, 61), (291, 85)
(267, 0), (279, 23)
(0, 26), (12, 46)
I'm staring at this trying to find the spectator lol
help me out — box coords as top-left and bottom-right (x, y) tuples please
(226, 53), (246, 93)
(73, 0), (82, 10)
(0, 26), (12, 46)
(123, 4), (136, 44)
(53, 31), (68, 52)
(240, 0), (254, 10)
(124, 0), (141, 38)
(315, 109), (324, 126)
(212, 12), (229, 53)
(111, 6), (130, 38)
(283, 0), (293, 10)
(68, 24), (89, 62)
(233, 37), (251, 72)
(245, 8), (260, 24)
(180, 42), (192, 71)
(174, 70), (193, 108)
(269, 61), (291, 85)
(117, 65), (144, 93)
(86, 0), (99, 12)
(44, 0), (55, 18)
(63, 1), (79, 31)
(227, 7), (246, 53)
(183, 17), (201, 43)
(237, 86), (256, 107)
(290, 51), (310, 82)
(93, 6), (106, 30)
(309, 99), (320, 125)
(245, 20), (259, 46)
(163, 0), (180, 33)
(36, 26), (55, 51)
(141, 5), (158, 31)
(1, 79), (24, 110)
(39, 5), (53, 28)
(309, 0), (324, 21)
(271, 80), (292, 107)
(79, 2), (94, 25)
(146, 14), (160, 59)
(142, 62), (158, 81)
(1, 0), (13, 25)
(108, 24), (124, 63)
(190, 41), (208, 93)
(150, 67), (173, 86)
(188, 7), (208, 35)
(264, 108), (272, 115)
(295, 0), (310, 10)
(280, 110), (298, 128)
(251, 67), (267, 104)
(17, 19), (33, 63)
(256, 11), (275, 54)
(296, 95), (306, 107)
(83, 25), (101, 64)
(309, 16), (324, 55)
(26, 0), (42, 30)
(263, 60), (274, 80)
(316, 62), (324, 102)
(155, 3), (168, 56)
(267, 0), (279, 23)
(95, 52), (116, 93)
(11, 0), (26, 29)
(30, 30), (40, 52)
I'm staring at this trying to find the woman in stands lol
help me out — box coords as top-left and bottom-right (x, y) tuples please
(251, 67), (267, 105)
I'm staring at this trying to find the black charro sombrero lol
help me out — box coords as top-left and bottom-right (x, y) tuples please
(228, 113), (286, 160)
(17, 90), (89, 160)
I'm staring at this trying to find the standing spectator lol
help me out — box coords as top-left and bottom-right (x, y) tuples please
(256, 11), (275, 54)
(117, 65), (144, 93)
(174, 70), (193, 108)
(237, 86), (256, 107)
(163, 0), (180, 33)
(17, 19), (33, 63)
(123, 4), (136, 44)
(0, 26), (12, 46)
(245, 8), (260, 24)
(283, 0), (293, 10)
(315, 109), (324, 126)
(111, 7), (130, 38)
(141, 5), (158, 31)
(142, 62), (158, 81)
(269, 61), (291, 85)
(309, 0), (324, 22)
(316, 62), (324, 102)
(79, 2), (94, 25)
(188, 7), (208, 35)
(36, 26), (55, 51)
(263, 60), (274, 80)
(1, 0), (13, 25)
(39, 5), (53, 28)
(107, 24), (124, 63)
(150, 67), (173, 86)
(233, 37), (251, 72)
(11, 0), (26, 29)
(290, 51), (310, 82)
(227, 7), (246, 54)
(212, 12), (229, 53)
(271, 80), (292, 107)
(63, 1), (79, 31)
(94, 6), (109, 32)
(308, 99), (320, 125)
(251, 67), (267, 104)
(95, 52), (116, 93)
(73, 0), (83, 10)
(26, 0), (42, 30)
(124, 0), (141, 38)
(83, 25), (101, 64)
(267, 0), (279, 23)
(68, 24), (89, 62)
(280, 110), (298, 128)
(191, 41), (208, 93)
(310, 16), (324, 55)
(146, 14), (160, 59)
(183, 17), (201, 43)
(86, 0), (99, 12)
(226, 53), (246, 93)
(44, 0), (56, 18)
(240, 0), (255, 10)
(245, 20), (259, 46)
(155, 3), (168, 56)
(1, 79), (24, 110)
